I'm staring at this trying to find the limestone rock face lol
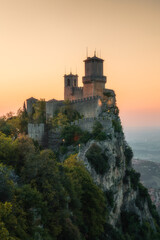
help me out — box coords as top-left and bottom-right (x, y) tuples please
(77, 114), (155, 229)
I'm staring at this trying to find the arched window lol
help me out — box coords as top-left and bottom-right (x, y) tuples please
(67, 79), (70, 86)
(74, 79), (76, 86)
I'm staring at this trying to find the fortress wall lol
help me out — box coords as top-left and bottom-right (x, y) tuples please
(72, 87), (83, 100)
(46, 101), (64, 121)
(71, 96), (102, 118)
(28, 123), (45, 145)
(46, 96), (103, 120)
(71, 116), (113, 133)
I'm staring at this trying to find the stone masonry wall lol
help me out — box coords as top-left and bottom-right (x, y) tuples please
(71, 96), (102, 118)
(71, 116), (113, 134)
(28, 123), (45, 145)
(46, 96), (103, 121)
(46, 100), (64, 121)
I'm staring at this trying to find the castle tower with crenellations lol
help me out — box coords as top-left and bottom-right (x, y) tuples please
(64, 73), (83, 100)
(64, 53), (107, 100)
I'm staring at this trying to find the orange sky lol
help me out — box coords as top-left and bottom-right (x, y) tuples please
(0, 0), (160, 127)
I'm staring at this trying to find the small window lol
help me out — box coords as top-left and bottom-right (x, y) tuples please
(74, 79), (76, 86)
(67, 79), (70, 86)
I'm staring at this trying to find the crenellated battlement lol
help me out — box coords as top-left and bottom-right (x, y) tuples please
(70, 95), (100, 104)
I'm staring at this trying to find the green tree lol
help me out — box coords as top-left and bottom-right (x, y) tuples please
(63, 154), (107, 240)
(0, 202), (16, 240)
(61, 125), (83, 146)
(59, 101), (81, 122)
(0, 164), (15, 202)
(86, 144), (109, 175)
(33, 99), (46, 123)
(0, 132), (17, 167)
(51, 112), (69, 129)
(92, 121), (107, 141)
(16, 103), (28, 134)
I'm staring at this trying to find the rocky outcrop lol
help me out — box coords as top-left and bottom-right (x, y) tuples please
(77, 112), (156, 229)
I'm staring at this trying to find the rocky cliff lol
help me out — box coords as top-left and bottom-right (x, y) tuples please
(77, 109), (157, 232)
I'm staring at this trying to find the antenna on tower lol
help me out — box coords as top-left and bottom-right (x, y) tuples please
(94, 48), (96, 57)
(86, 47), (88, 58)
(65, 66), (66, 74)
(70, 68), (72, 74)
(100, 49), (101, 58)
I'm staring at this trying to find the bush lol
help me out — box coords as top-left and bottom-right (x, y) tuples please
(79, 130), (92, 144)
(124, 169), (140, 190)
(92, 121), (107, 141)
(100, 223), (125, 240)
(61, 125), (83, 146)
(112, 119), (122, 133)
(86, 144), (109, 175)
(121, 211), (141, 236)
(124, 144), (133, 167)
(138, 183), (148, 198)
(121, 210), (160, 240)
(61, 125), (92, 146)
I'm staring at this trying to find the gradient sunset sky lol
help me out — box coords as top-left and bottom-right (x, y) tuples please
(0, 0), (160, 128)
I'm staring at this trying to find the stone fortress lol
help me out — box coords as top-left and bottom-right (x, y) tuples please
(27, 53), (117, 147)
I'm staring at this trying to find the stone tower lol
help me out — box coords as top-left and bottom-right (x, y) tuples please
(64, 73), (78, 100)
(26, 97), (38, 115)
(82, 54), (107, 98)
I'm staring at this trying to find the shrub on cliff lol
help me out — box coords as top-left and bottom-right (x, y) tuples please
(112, 119), (122, 133)
(124, 144), (133, 167)
(92, 121), (107, 141)
(121, 211), (160, 240)
(86, 144), (109, 175)
(123, 169), (140, 190)
(61, 125), (91, 146)
(61, 125), (83, 145)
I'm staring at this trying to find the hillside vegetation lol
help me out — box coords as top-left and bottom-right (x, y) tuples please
(0, 106), (160, 240)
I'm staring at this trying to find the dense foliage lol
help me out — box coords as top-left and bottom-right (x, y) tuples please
(92, 121), (107, 141)
(85, 144), (109, 175)
(32, 99), (46, 123)
(123, 169), (140, 190)
(0, 109), (160, 240)
(112, 119), (123, 133)
(60, 121), (107, 147)
(0, 131), (107, 240)
(0, 104), (28, 136)
(124, 143), (133, 167)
